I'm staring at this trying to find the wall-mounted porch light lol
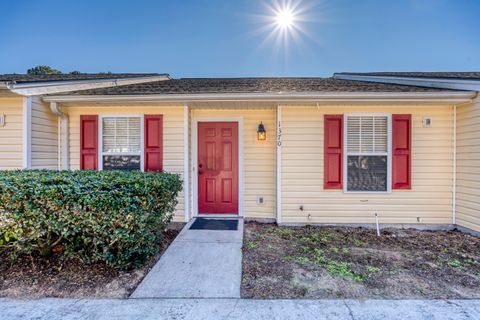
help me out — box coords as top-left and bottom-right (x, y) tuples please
(257, 121), (266, 141)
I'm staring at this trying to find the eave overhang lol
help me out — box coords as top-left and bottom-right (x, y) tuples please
(42, 91), (477, 105)
(4, 75), (170, 96)
(334, 73), (480, 91)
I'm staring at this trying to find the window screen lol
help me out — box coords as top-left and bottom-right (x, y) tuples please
(102, 117), (141, 170)
(346, 116), (389, 192)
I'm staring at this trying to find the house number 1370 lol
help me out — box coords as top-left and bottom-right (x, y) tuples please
(277, 121), (282, 147)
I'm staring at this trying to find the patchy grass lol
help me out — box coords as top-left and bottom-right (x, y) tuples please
(367, 266), (381, 273)
(246, 241), (259, 250)
(242, 223), (480, 299)
(326, 260), (365, 282)
(448, 259), (463, 268)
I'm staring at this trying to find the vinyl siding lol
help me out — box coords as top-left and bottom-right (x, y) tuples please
(191, 108), (276, 220)
(0, 97), (24, 169)
(66, 105), (186, 222)
(31, 96), (58, 169)
(456, 98), (480, 232)
(281, 105), (453, 225)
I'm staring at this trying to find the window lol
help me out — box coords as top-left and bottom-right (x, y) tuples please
(101, 116), (142, 170)
(344, 114), (391, 192)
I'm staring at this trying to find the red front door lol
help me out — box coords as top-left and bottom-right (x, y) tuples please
(198, 122), (239, 214)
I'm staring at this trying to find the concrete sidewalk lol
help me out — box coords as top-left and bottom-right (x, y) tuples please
(131, 218), (243, 298)
(2, 298), (479, 320)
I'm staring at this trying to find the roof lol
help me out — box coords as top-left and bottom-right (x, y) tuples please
(0, 73), (168, 84)
(336, 72), (480, 80)
(63, 77), (452, 95)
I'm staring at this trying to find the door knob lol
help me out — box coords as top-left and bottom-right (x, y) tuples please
(198, 163), (204, 174)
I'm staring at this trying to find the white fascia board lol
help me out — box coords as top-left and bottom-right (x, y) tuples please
(334, 73), (480, 91)
(42, 91), (476, 104)
(8, 75), (169, 96)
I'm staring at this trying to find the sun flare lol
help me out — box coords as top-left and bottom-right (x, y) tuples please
(276, 9), (294, 28)
(248, 0), (325, 57)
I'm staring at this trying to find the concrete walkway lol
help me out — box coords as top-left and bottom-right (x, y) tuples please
(131, 218), (243, 298)
(2, 298), (479, 320)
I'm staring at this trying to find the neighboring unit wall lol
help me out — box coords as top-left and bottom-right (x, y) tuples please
(281, 105), (453, 225)
(0, 97), (24, 169)
(191, 108), (276, 220)
(456, 97), (480, 232)
(31, 96), (58, 169)
(66, 105), (186, 222)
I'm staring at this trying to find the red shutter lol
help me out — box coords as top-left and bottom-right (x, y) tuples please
(144, 115), (163, 172)
(80, 115), (98, 170)
(392, 114), (411, 189)
(324, 115), (343, 189)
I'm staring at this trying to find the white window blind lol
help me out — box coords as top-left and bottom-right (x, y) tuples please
(345, 115), (390, 192)
(347, 116), (388, 154)
(102, 117), (141, 154)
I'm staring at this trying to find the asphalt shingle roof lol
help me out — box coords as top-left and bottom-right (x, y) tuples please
(64, 77), (452, 95)
(337, 72), (480, 80)
(0, 73), (166, 84)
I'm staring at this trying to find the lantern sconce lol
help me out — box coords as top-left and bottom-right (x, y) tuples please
(257, 121), (266, 141)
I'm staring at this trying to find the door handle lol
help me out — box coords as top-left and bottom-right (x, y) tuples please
(198, 163), (204, 175)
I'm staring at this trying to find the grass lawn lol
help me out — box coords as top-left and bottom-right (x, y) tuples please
(0, 229), (179, 298)
(242, 222), (480, 299)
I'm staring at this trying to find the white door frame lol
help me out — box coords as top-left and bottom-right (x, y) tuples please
(191, 116), (244, 217)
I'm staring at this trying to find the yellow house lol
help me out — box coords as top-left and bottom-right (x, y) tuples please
(1, 73), (479, 234)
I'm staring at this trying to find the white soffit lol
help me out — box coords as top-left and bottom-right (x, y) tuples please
(334, 73), (480, 91)
(6, 75), (170, 96)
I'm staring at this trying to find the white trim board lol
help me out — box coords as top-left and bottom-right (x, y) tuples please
(191, 116), (245, 218)
(276, 105), (282, 224)
(183, 104), (190, 222)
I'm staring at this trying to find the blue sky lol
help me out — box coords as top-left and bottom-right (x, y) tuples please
(0, 0), (478, 77)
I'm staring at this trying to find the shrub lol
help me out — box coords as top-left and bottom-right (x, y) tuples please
(0, 170), (182, 269)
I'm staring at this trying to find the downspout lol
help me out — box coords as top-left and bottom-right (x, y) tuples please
(22, 97), (32, 169)
(50, 102), (69, 170)
(452, 104), (456, 225)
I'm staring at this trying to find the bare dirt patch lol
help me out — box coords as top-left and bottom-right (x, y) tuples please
(242, 223), (480, 299)
(0, 229), (179, 298)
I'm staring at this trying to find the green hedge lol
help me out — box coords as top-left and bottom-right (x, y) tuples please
(0, 170), (182, 269)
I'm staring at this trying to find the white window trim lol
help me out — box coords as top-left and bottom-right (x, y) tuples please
(343, 112), (392, 194)
(98, 114), (144, 171)
(191, 116), (244, 217)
